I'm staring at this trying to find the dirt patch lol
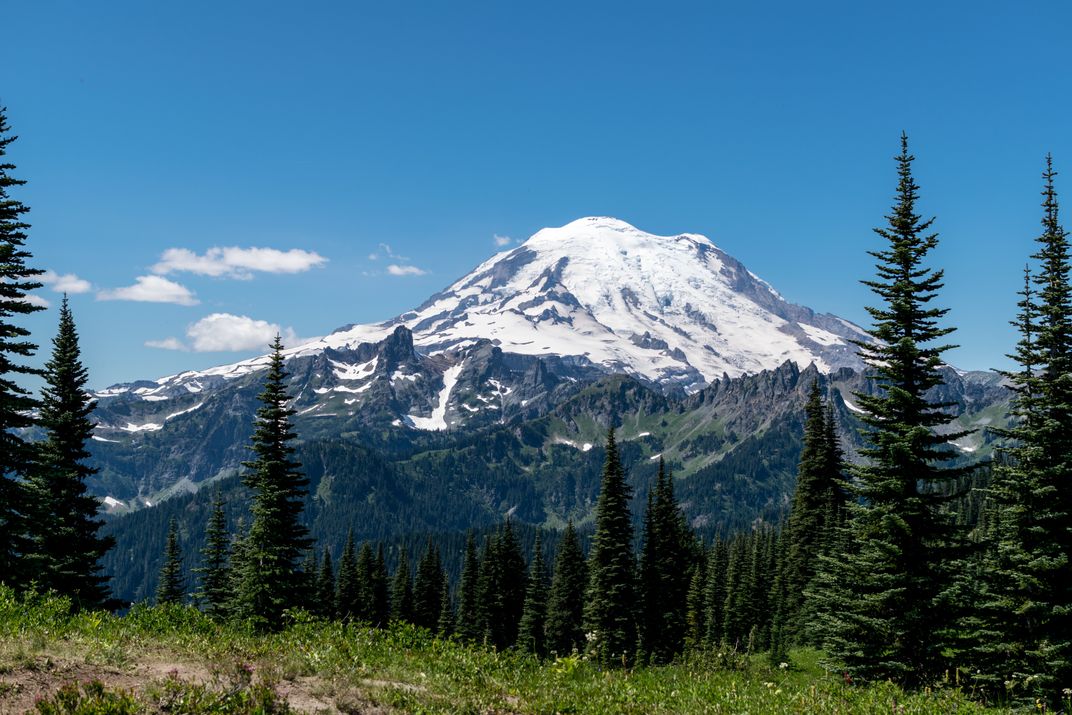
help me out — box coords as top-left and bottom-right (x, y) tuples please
(0, 656), (389, 714)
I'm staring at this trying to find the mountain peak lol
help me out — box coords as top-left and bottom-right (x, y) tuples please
(110, 218), (869, 397)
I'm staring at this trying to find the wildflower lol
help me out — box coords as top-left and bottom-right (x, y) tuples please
(779, 662), (789, 670)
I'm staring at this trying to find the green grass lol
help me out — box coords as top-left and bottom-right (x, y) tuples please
(0, 587), (1015, 714)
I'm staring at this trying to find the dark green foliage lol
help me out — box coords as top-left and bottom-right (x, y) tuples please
(545, 520), (588, 656)
(155, 518), (184, 605)
(335, 531), (360, 620)
(782, 381), (846, 645)
(638, 459), (693, 664)
(25, 298), (113, 609)
(413, 538), (445, 630)
(355, 542), (376, 622)
(684, 555), (706, 649)
(817, 135), (968, 685)
(455, 531), (482, 642)
(193, 489), (231, 619)
(390, 547), (413, 623)
(233, 337), (312, 629)
(701, 538), (729, 647)
(583, 428), (637, 667)
(477, 521), (527, 649)
(437, 580), (454, 637)
(517, 532), (549, 656)
(315, 547), (335, 619)
(968, 158), (1072, 705)
(372, 544), (390, 626)
(0, 107), (44, 590)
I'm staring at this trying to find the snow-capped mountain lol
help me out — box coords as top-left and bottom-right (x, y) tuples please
(102, 216), (868, 403)
(325, 216), (869, 388)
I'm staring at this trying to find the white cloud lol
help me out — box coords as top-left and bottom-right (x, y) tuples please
(144, 337), (188, 351)
(493, 234), (512, 247)
(98, 276), (199, 306)
(368, 243), (408, 262)
(151, 246), (327, 279)
(41, 270), (92, 294)
(147, 313), (301, 353)
(21, 294), (51, 308)
(386, 264), (428, 277)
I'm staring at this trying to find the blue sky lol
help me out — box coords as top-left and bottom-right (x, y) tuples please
(3, 1), (1070, 387)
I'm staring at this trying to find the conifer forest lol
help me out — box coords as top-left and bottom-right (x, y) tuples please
(4, 102), (1072, 713)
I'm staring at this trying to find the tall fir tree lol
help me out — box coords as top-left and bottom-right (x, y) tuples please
(782, 381), (846, 645)
(315, 547), (335, 620)
(437, 580), (454, 638)
(391, 547), (414, 623)
(355, 542), (377, 622)
(638, 459), (693, 664)
(583, 428), (637, 667)
(816, 134), (968, 685)
(335, 531), (361, 620)
(544, 520), (588, 656)
(477, 521), (527, 649)
(455, 531), (483, 642)
(371, 544), (391, 627)
(193, 489), (231, 619)
(969, 157), (1072, 705)
(413, 539), (445, 631)
(156, 518), (184, 605)
(0, 107), (44, 590)
(25, 297), (113, 609)
(701, 537), (729, 647)
(517, 532), (550, 657)
(233, 336), (312, 629)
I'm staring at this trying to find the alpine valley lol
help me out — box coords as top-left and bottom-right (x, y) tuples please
(92, 217), (1007, 600)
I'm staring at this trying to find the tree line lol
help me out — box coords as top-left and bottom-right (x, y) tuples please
(5, 102), (1072, 707)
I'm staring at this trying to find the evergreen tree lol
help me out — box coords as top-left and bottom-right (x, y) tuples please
(545, 521), (588, 656)
(25, 297), (113, 609)
(969, 158), (1072, 705)
(437, 581), (454, 638)
(721, 534), (750, 647)
(413, 539), (445, 631)
(783, 381), (846, 645)
(232, 337), (312, 629)
(583, 428), (637, 667)
(193, 489), (230, 619)
(684, 553), (707, 649)
(299, 550), (318, 610)
(391, 548), (414, 623)
(335, 531), (360, 620)
(702, 538), (729, 647)
(0, 107), (44, 590)
(817, 135), (968, 685)
(477, 522), (527, 649)
(315, 547), (335, 619)
(156, 518), (184, 605)
(455, 531), (483, 642)
(517, 532), (550, 657)
(355, 542), (376, 622)
(371, 544), (390, 626)
(638, 460), (692, 663)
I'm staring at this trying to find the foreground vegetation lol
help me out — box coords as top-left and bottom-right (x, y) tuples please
(0, 587), (1021, 714)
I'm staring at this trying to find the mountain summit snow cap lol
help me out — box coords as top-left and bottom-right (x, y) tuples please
(121, 216), (869, 395)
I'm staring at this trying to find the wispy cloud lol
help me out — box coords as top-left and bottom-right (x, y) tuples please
(151, 246), (327, 279)
(367, 243), (408, 262)
(493, 234), (512, 247)
(146, 313), (305, 352)
(41, 270), (92, 294)
(21, 294), (51, 308)
(386, 264), (428, 277)
(98, 276), (199, 306)
(144, 337), (188, 351)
